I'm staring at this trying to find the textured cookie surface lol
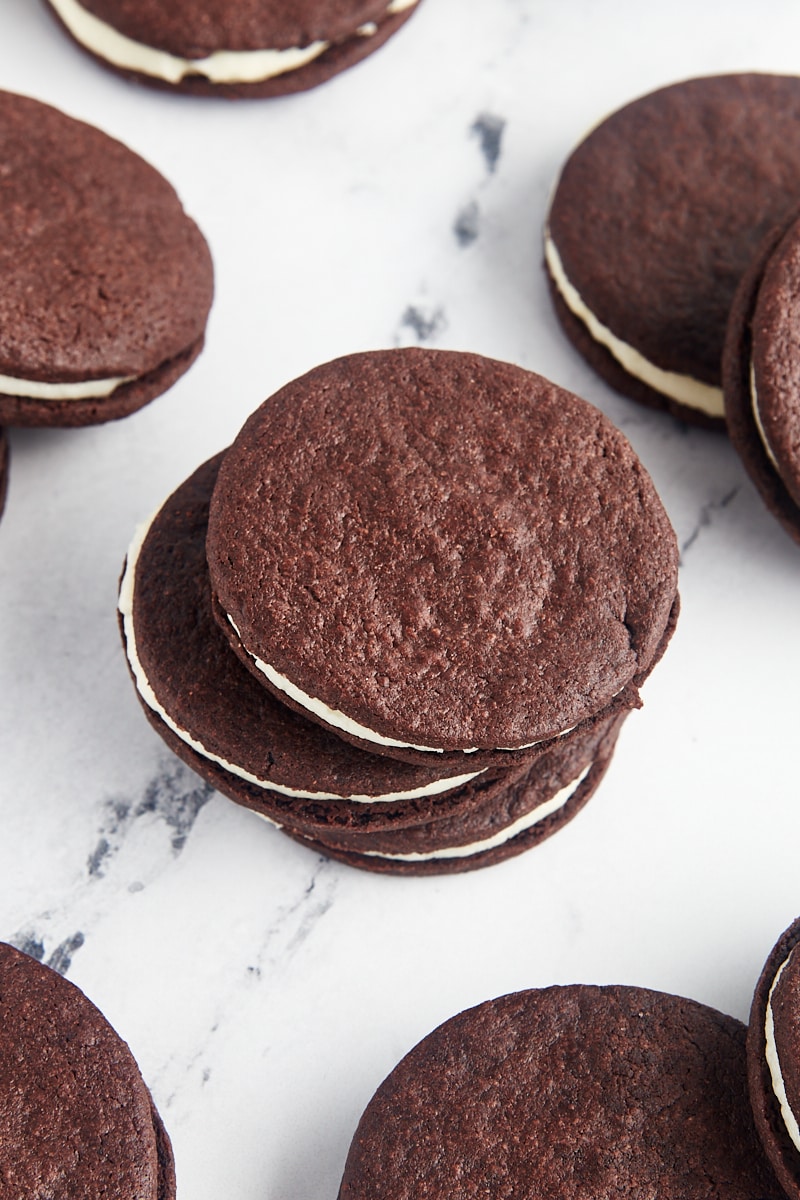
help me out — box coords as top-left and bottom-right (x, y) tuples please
(547, 74), (800, 424)
(340, 985), (783, 1198)
(0, 941), (174, 1198)
(748, 916), (800, 1199)
(0, 90), (213, 426)
(120, 452), (488, 821)
(46, 0), (420, 98)
(724, 214), (800, 543)
(207, 349), (678, 756)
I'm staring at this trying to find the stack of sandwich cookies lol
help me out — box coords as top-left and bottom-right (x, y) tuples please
(45, 0), (421, 98)
(0, 941), (174, 1199)
(0, 91), (213, 428)
(546, 74), (800, 428)
(119, 451), (632, 873)
(724, 212), (800, 545)
(339, 984), (784, 1198)
(121, 348), (679, 872)
(748, 917), (800, 1199)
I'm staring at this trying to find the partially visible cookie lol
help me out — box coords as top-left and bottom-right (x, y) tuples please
(748, 916), (800, 1199)
(0, 941), (175, 1198)
(206, 349), (679, 764)
(724, 212), (800, 545)
(285, 708), (626, 874)
(340, 985), (783, 1198)
(0, 90), (213, 427)
(546, 74), (800, 427)
(45, 0), (421, 98)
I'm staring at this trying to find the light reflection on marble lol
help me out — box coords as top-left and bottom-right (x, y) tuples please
(2, 1), (800, 1197)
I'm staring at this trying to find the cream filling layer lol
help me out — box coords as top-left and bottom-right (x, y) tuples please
(49, 0), (417, 85)
(0, 369), (134, 401)
(544, 233), (725, 418)
(226, 614), (569, 756)
(765, 951), (800, 1153)
(119, 514), (482, 804)
(750, 364), (783, 475)
(362, 763), (591, 861)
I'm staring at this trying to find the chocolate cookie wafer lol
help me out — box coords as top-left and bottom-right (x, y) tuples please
(0, 90), (213, 427)
(0, 941), (174, 1198)
(207, 348), (679, 766)
(546, 74), (800, 427)
(340, 985), (784, 1198)
(45, 0), (421, 98)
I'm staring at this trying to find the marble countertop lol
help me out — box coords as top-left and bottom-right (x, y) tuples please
(3, 1), (800, 1195)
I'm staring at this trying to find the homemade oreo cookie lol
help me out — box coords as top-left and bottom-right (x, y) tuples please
(119, 452), (632, 874)
(724, 212), (800, 545)
(0, 940), (174, 1198)
(0, 91), (213, 428)
(546, 74), (800, 427)
(748, 916), (800, 1199)
(207, 349), (679, 765)
(339, 985), (784, 1198)
(45, 0), (421, 98)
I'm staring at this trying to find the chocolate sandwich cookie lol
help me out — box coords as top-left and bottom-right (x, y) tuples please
(748, 917), (800, 1198)
(546, 74), (800, 427)
(207, 349), (679, 766)
(340, 985), (784, 1198)
(119, 452), (493, 834)
(724, 212), (800, 545)
(285, 708), (626, 874)
(0, 940), (174, 1198)
(45, 0), (421, 98)
(0, 91), (213, 428)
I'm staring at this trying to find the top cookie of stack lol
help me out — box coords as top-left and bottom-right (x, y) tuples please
(205, 348), (678, 765)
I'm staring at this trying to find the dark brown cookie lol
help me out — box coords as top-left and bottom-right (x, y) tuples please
(206, 349), (678, 761)
(0, 90), (213, 427)
(45, 0), (420, 98)
(724, 212), (800, 545)
(546, 74), (800, 427)
(0, 941), (174, 1198)
(119, 453), (497, 830)
(285, 709), (625, 874)
(340, 985), (784, 1198)
(748, 916), (800, 1199)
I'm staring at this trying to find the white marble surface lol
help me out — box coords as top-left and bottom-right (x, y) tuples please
(2, 1), (800, 1195)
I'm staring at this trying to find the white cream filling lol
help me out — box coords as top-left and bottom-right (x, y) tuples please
(361, 763), (591, 861)
(750, 363), (783, 474)
(0, 369), (134, 401)
(226, 614), (572, 756)
(765, 951), (800, 1153)
(49, 0), (417, 85)
(119, 511), (481, 803)
(544, 232), (726, 418)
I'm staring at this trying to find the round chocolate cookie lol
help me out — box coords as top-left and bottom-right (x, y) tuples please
(206, 349), (679, 762)
(546, 74), (800, 428)
(340, 985), (784, 1198)
(45, 0), (421, 98)
(724, 212), (800, 545)
(748, 916), (800, 1199)
(0, 941), (175, 1198)
(0, 90), (213, 428)
(285, 708), (626, 875)
(119, 452), (495, 830)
